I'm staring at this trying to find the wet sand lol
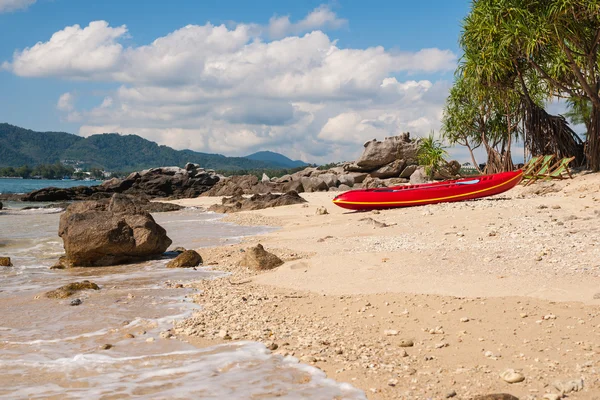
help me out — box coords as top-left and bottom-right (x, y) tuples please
(171, 172), (600, 399)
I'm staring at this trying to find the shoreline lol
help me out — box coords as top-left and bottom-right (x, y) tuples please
(170, 173), (600, 399)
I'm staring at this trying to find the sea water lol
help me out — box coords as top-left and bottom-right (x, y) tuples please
(0, 178), (101, 195)
(0, 208), (365, 399)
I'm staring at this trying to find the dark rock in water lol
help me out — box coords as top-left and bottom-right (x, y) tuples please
(45, 280), (100, 299)
(209, 191), (307, 213)
(239, 244), (284, 271)
(22, 164), (220, 201)
(472, 395), (519, 400)
(70, 298), (82, 306)
(57, 193), (172, 267)
(0, 257), (13, 267)
(167, 250), (203, 268)
(0, 193), (24, 202)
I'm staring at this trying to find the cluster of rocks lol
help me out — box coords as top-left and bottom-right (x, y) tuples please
(204, 133), (461, 196)
(208, 191), (307, 213)
(22, 163), (220, 202)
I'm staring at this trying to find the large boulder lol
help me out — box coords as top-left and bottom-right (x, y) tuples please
(356, 133), (419, 170)
(57, 194), (172, 267)
(319, 173), (339, 188)
(399, 165), (418, 178)
(337, 174), (355, 187)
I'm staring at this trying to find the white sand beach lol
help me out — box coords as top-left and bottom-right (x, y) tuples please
(171, 172), (600, 399)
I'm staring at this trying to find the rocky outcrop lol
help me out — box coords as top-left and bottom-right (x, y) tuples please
(0, 257), (12, 267)
(22, 164), (219, 202)
(167, 250), (203, 268)
(356, 133), (419, 170)
(57, 194), (172, 267)
(209, 191), (307, 213)
(201, 175), (259, 197)
(239, 244), (284, 271)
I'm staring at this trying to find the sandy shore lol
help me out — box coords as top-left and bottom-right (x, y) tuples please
(171, 173), (600, 399)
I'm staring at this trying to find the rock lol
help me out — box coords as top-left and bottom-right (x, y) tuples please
(202, 175), (258, 197)
(446, 390), (457, 398)
(166, 250), (203, 268)
(57, 194), (172, 267)
(261, 173), (270, 183)
(347, 172), (369, 183)
(0, 257), (13, 267)
(384, 329), (399, 336)
(553, 378), (583, 394)
(398, 339), (414, 347)
(473, 395), (519, 400)
(435, 160), (461, 179)
(400, 165), (418, 178)
(370, 159), (407, 179)
(499, 369), (525, 383)
(410, 167), (429, 184)
(23, 165), (219, 201)
(356, 133), (419, 170)
(315, 206), (329, 215)
(100, 344), (113, 350)
(362, 176), (386, 189)
(45, 281), (100, 299)
(70, 298), (82, 306)
(239, 244), (284, 271)
(282, 180), (304, 193)
(275, 174), (293, 183)
(209, 191), (307, 213)
(337, 174), (355, 187)
(319, 173), (339, 188)
(338, 184), (352, 192)
(300, 177), (328, 192)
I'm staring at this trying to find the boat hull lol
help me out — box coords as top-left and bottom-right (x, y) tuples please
(332, 170), (523, 210)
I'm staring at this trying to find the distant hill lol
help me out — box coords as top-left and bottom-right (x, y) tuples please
(244, 150), (308, 168)
(0, 123), (303, 172)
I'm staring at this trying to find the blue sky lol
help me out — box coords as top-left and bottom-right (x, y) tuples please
(0, 0), (471, 162)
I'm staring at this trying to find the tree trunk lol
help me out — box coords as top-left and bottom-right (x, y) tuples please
(588, 105), (600, 171)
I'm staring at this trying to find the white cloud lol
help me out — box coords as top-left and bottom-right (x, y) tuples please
(0, 0), (36, 13)
(57, 92), (75, 111)
(9, 21), (127, 79)
(4, 6), (459, 163)
(268, 5), (347, 39)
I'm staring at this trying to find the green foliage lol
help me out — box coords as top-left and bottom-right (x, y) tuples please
(0, 163), (75, 179)
(417, 133), (448, 179)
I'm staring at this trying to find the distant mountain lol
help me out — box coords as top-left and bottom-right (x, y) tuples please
(244, 150), (308, 168)
(0, 123), (292, 172)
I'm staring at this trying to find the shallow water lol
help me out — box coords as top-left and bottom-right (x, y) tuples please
(0, 208), (365, 399)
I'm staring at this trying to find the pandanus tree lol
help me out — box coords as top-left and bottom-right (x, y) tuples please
(457, 0), (594, 169)
(442, 73), (522, 173)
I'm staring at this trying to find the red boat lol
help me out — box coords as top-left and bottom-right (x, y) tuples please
(332, 170), (523, 211)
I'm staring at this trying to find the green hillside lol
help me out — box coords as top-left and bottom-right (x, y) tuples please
(245, 150), (307, 168)
(0, 123), (288, 172)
